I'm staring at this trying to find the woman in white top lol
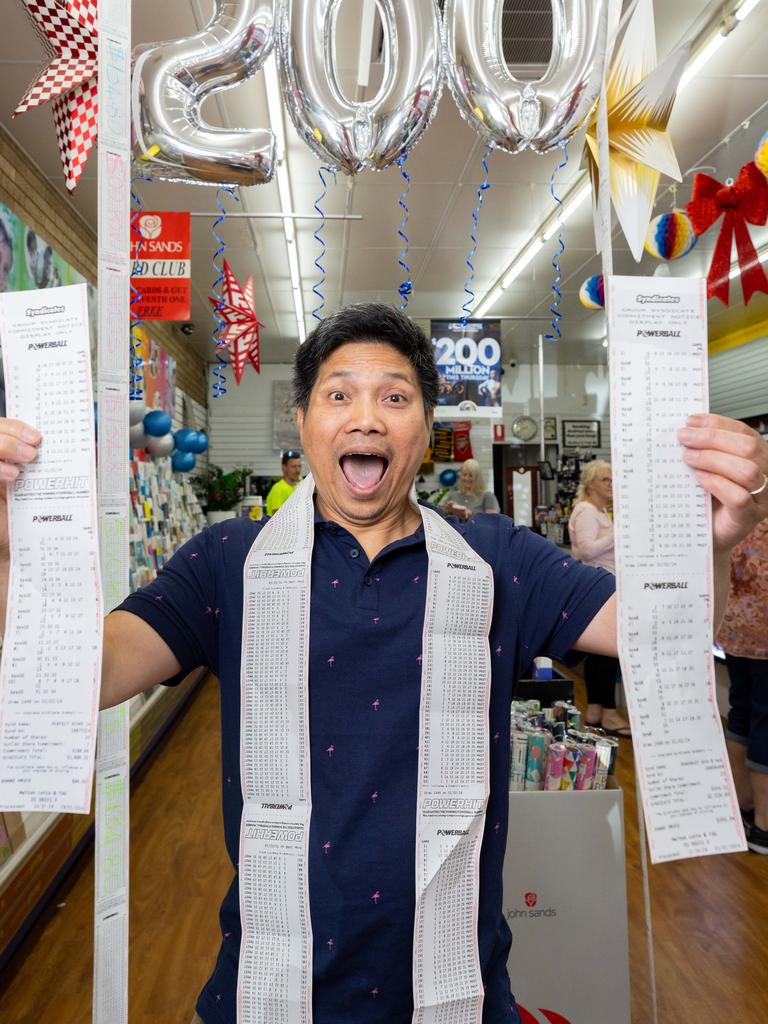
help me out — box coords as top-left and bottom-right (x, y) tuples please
(442, 459), (500, 522)
(568, 460), (630, 738)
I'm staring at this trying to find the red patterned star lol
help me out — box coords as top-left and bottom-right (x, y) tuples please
(209, 260), (264, 385)
(14, 0), (99, 192)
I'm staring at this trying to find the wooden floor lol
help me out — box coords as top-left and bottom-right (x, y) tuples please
(0, 671), (765, 1023)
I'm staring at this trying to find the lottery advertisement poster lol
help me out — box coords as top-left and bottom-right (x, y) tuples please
(430, 319), (503, 418)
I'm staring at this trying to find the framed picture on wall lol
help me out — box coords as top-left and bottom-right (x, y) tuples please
(543, 416), (557, 441)
(562, 419), (601, 449)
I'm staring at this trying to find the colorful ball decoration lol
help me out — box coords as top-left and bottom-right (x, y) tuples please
(143, 409), (173, 437)
(174, 428), (199, 453)
(129, 423), (149, 450)
(147, 433), (175, 457)
(192, 432), (209, 454)
(439, 469), (458, 487)
(645, 209), (697, 261)
(755, 131), (768, 178)
(172, 450), (196, 473)
(579, 275), (605, 310)
(129, 400), (148, 426)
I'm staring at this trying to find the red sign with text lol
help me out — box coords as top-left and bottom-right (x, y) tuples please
(130, 211), (191, 321)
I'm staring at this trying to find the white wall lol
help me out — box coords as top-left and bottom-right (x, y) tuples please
(500, 362), (612, 459)
(208, 364), (293, 475)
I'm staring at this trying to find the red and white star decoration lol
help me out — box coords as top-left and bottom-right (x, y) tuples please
(209, 260), (264, 385)
(14, 0), (98, 192)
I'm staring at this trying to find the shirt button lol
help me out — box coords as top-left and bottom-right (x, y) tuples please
(350, 548), (360, 559)
(363, 575), (372, 586)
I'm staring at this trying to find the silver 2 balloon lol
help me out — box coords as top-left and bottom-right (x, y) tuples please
(132, 0), (611, 185)
(132, 0), (277, 187)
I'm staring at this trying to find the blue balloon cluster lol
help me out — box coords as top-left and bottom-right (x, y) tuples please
(128, 404), (209, 474)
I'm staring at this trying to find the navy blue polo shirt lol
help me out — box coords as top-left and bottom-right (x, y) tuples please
(119, 508), (614, 1024)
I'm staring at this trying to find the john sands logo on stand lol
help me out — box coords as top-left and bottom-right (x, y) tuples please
(505, 890), (557, 919)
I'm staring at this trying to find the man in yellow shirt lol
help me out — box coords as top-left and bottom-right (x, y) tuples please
(266, 450), (303, 515)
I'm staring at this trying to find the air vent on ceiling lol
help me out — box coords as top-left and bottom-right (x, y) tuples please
(501, 0), (554, 80)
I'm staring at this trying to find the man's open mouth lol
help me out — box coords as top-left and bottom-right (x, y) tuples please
(339, 452), (390, 495)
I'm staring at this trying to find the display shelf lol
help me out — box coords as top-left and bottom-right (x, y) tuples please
(0, 669), (206, 969)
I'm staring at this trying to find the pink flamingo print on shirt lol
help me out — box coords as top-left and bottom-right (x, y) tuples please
(327, 937), (334, 951)
(371, 890), (381, 904)
(372, 616), (380, 625)
(513, 576), (520, 585)
(416, 654), (423, 666)
(371, 699), (381, 711)
(494, 821), (501, 834)
(562, 560), (570, 568)
(323, 841), (332, 854)
(371, 791), (379, 803)
(493, 731), (500, 744)
(371, 988), (380, 999)
(326, 744), (335, 758)
(327, 656), (335, 667)
(561, 610), (568, 621)
(412, 575), (421, 584)
(495, 644), (503, 656)
(331, 578), (339, 589)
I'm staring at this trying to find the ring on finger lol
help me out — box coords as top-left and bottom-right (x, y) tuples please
(749, 472), (768, 497)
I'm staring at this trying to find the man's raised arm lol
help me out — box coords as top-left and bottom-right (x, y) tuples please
(0, 417), (188, 711)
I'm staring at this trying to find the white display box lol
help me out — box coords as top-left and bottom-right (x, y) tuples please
(503, 780), (631, 1024)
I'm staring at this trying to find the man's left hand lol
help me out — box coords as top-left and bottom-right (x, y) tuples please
(678, 413), (768, 553)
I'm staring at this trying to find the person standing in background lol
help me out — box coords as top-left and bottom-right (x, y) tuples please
(568, 460), (631, 738)
(265, 449), (303, 516)
(442, 458), (500, 521)
(717, 520), (768, 853)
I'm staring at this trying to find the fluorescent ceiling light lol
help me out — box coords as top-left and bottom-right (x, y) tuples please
(728, 245), (768, 280)
(679, 32), (727, 91)
(502, 238), (545, 288)
(542, 182), (591, 239)
(736, 0), (762, 21)
(358, 0), (377, 88)
(265, 54), (306, 342)
(474, 284), (504, 318)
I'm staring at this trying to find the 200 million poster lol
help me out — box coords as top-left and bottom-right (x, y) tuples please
(430, 319), (503, 418)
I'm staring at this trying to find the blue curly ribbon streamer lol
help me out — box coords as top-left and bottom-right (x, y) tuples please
(312, 165), (337, 322)
(545, 141), (569, 343)
(396, 154), (412, 310)
(129, 177), (153, 401)
(211, 187), (240, 399)
(461, 145), (493, 327)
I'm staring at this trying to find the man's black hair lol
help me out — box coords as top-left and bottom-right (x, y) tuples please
(293, 303), (439, 416)
(282, 450), (301, 465)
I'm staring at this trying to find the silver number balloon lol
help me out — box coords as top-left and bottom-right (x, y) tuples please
(278, 0), (444, 174)
(132, 1), (277, 187)
(445, 0), (611, 154)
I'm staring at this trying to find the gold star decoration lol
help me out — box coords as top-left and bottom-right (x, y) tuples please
(583, 0), (690, 261)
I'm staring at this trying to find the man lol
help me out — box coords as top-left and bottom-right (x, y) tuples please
(265, 448), (302, 515)
(0, 303), (766, 1024)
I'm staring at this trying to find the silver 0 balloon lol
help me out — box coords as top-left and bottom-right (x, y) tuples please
(445, 0), (611, 154)
(132, 0), (277, 187)
(278, 0), (444, 174)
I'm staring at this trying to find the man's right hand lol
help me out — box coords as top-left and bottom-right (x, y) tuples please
(0, 418), (42, 557)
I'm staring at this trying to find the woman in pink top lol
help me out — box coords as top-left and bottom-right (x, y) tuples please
(568, 461), (630, 737)
(717, 520), (768, 854)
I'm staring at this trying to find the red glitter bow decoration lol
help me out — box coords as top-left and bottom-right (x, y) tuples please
(209, 260), (263, 385)
(13, 0), (98, 192)
(686, 161), (768, 306)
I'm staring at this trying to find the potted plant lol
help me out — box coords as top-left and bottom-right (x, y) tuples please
(195, 464), (252, 525)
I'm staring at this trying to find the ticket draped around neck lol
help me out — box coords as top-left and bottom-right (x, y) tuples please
(237, 472), (494, 1023)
